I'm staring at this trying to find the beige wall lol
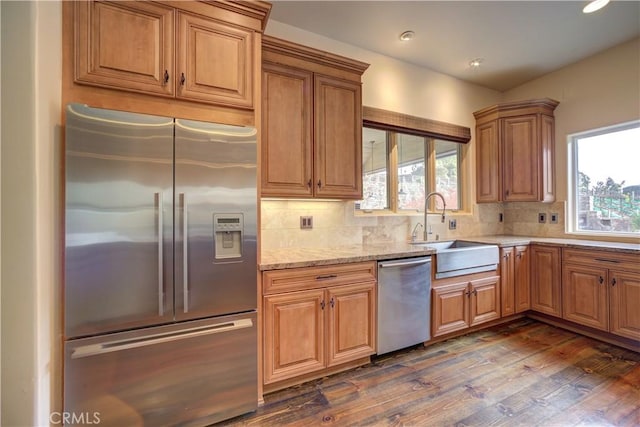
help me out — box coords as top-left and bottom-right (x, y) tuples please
(1, 1), (61, 426)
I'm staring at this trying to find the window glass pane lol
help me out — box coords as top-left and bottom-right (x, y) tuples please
(358, 127), (388, 210)
(572, 123), (640, 234)
(434, 140), (460, 210)
(397, 133), (426, 210)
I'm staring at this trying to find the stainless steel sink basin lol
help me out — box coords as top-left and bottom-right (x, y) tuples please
(412, 240), (499, 279)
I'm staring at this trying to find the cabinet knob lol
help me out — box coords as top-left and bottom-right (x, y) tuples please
(317, 180), (322, 188)
(180, 73), (186, 86)
(320, 300), (325, 310)
(307, 179), (312, 189)
(599, 276), (604, 284)
(330, 297), (335, 308)
(163, 70), (169, 84)
(611, 278), (617, 286)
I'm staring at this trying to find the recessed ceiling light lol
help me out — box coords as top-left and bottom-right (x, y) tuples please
(399, 31), (415, 41)
(469, 58), (483, 68)
(583, 0), (610, 13)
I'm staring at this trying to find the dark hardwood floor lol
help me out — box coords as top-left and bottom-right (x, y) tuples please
(221, 319), (640, 426)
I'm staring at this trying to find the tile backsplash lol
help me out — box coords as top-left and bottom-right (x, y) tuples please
(261, 200), (505, 250)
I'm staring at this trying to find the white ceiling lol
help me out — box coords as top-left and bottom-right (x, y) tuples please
(268, 1), (640, 92)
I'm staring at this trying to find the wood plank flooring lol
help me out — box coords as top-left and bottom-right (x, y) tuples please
(220, 319), (640, 426)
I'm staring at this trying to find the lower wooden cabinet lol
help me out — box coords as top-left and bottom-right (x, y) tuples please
(562, 248), (640, 341)
(500, 245), (531, 317)
(432, 274), (500, 337)
(262, 262), (376, 386)
(530, 244), (562, 317)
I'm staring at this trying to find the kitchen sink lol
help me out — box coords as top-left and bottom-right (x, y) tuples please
(412, 240), (499, 279)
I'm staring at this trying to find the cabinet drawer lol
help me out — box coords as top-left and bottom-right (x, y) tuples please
(263, 262), (376, 295)
(563, 249), (639, 273)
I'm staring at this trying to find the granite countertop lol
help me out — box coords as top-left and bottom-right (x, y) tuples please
(259, 242), (435, 271)
(259, 235), (639, 271)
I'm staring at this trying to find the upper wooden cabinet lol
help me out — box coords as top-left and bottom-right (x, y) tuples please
(73, 0), (270, 110)
(473, 99), (559, 203)
(261, 36), (369, 199)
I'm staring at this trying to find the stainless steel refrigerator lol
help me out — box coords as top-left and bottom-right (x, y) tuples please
(63, 103), (258, 426)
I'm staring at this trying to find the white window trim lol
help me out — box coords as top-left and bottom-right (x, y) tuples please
(566, 120), (640, 238)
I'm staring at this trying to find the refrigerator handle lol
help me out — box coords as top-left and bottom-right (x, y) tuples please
(71, 318), (254, 359)
(156, 192), (164, 316)
(181, 193), (189, 313)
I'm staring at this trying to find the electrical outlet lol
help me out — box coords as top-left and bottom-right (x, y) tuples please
(449, 219), (457, 230)
(538, 213), (547, 224)
(300, 216), (313, 229)
(550, 213), (559, 224)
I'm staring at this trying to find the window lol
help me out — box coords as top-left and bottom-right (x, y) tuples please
(568, 120), (640, 236)
(357, 107), (469, 213)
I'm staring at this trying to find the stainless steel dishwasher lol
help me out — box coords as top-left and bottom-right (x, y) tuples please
(377, 256), (431, 354)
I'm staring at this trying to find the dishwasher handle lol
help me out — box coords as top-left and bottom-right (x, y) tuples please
(378, 258), (431, 268)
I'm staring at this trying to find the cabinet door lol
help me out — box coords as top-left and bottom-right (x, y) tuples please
(562, 263), (609, 331)
(500, 247), (515, 317)
(502, 115), (539, 201)
(177, 11), (253, 108)
(314, 75), (363, 199)
(475, 121), (501, 203)
(610, 270), (640, 340)
(261, 64), (313, 197)
(326, 282), (376, 367)
(75, 1), (175, 96)
(432, 282), (470, 337)
(470, 276), (501, 326)
(514, 246), (531, 313)
(530, 245), (562, 317)
(263, 290), (325, 384)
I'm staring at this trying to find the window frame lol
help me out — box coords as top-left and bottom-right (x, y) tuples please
(566, 120), (640, 238)
(359, 106), (470, 214)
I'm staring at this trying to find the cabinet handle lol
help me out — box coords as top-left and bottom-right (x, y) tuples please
(465, 290), (471, 297)
(180, 73), (186, 86)
(317, 180), (322, 188)
(316, 274), (337, 280)
(611, 278), (617, 286)
(307, 179), (312, 189)
(320, 300), (325, 310)
(599, 276), (604, 284)
(503, 253), (509, 259)
(594, 258), (620, 264)
(163, 70), (169, 84)
(330, 297), (335, 308)
(505, 189), (510, 196)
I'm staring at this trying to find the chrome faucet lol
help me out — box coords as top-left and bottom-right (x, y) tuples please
(411, 222), (423, 241)
(424, 192), (446, 241)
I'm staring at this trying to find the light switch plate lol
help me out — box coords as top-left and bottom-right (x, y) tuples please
(449, 219), (457, 230)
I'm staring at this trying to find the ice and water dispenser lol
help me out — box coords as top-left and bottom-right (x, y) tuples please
(213, 213), (244, 260)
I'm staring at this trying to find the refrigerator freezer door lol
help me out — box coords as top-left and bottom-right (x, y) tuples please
(64, 312), (258, 426)
(174, 119), (257, 320)
(65, 104), (174, 338)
